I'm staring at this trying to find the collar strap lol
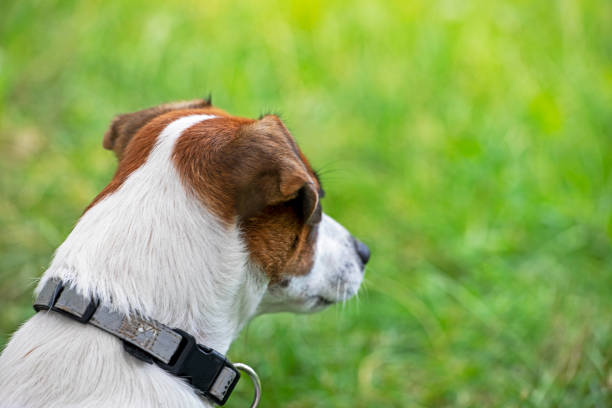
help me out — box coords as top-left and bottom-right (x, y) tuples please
(33, 278), (240, 406)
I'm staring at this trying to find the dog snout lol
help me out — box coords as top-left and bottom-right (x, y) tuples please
(352, 237), (371, 266)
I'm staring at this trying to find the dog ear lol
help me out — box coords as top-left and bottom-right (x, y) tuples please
(234, 116), (319, 223)
(103, 98), (212, 159)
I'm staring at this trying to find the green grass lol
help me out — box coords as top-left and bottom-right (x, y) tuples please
(1, 0), (611, 406)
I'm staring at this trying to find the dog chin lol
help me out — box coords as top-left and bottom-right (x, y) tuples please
(298, 286), (361, 313)
(301, 295), (336, 312)
(257, 277), (363, 315)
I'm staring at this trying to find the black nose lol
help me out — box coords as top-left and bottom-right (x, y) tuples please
(353, 238), (371, 265)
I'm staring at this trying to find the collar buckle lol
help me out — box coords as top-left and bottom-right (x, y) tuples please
(156, 329), (241, 405)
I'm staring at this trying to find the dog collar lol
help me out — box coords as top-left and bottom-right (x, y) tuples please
(33, 278), (246, 406)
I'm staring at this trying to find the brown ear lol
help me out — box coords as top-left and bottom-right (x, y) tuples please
(234, 117), (320, 222)
(103, 97), (211, 159)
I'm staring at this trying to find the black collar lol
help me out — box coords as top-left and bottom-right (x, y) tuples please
(34, 278), (240, 405)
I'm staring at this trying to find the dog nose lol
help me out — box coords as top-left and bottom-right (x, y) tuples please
(353, 238), (371, 265)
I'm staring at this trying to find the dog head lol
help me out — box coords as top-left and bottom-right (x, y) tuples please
(99, 98), (370, 314)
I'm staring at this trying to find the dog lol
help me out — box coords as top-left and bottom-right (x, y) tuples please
(0, 98), (370, 407)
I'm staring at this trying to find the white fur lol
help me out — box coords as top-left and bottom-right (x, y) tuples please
(0, 115), (364, 407)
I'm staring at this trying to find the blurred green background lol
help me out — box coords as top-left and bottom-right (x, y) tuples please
(1, 0), (611, 406)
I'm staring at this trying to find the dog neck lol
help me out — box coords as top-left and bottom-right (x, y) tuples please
(39, 115), (268, 354)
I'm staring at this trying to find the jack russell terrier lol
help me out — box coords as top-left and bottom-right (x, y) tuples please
(0, 98), (370, 407)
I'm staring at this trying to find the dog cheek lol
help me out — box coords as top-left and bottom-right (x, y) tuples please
(243, 207), (317, 283)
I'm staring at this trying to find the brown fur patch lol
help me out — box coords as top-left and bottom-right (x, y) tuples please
(103, 99), (223, 159)
(87, 107), (230, 212)
(240, 201), (320, 282)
